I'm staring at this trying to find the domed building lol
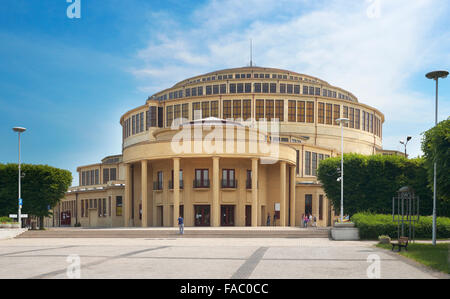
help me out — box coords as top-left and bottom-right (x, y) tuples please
(58, 66), (394, 228)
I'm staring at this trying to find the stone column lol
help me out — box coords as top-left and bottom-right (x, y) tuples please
(251, 158), (259, 227)
(173, 158), (180, 228)
(212, 157), (220, 227)
(141, 160), (148, 227)
(280, 161), (287, 226)
(124, 164), (132, 227)
(290, 165), (296, 227)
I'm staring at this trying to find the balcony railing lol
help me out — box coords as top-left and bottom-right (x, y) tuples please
(168, 180), (184, 190)
(153, 181), (163, 191)
(193, 179), (210, 188)
(221, 179), (238, 189)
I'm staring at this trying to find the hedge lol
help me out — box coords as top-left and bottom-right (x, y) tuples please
(351, 212), (450, 240)
(0, 217), (13, 223)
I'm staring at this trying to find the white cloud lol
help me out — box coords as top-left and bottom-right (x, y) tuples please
(131, 0), (450, 156)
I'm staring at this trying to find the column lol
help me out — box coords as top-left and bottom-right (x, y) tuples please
(251, 158), (259, 227)
(280, 161), (287, 226)
(173, 158), (180, 228)
(141, 160), (148, 227)
(290, 165), (296, 227)
(212, 157), (220, 227)
(124, 164), (132, 227)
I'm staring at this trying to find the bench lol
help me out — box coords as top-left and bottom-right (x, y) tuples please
(391, 237), (409, 252)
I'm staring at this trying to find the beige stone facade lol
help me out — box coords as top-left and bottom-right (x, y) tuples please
(58, 66), (389, 228)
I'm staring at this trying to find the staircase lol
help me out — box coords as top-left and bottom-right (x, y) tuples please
(17, 227), (330, 239)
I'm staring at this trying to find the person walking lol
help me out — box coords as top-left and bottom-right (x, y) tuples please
(309, 214), (313, 227)
(313, 215), (317, 227)
(266, 214), (271, 226)
(178, 215), (184, 235)
(273, 213), (277, 226)
(303, 215), (308, 228)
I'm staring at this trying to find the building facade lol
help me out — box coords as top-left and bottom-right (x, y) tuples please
(59, 66), (388, 228)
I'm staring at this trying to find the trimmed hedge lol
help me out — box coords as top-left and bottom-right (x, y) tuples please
(352, 213), (450, 240)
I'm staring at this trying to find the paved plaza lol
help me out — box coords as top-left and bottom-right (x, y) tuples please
(0, 236), (447, 279)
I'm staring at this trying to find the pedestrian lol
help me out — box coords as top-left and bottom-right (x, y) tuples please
(309, 214), (313, 227)
(313, 215), (317, 227)
(178, 215), (184, 235)
(267, 214), (271, 226)
(273, 213), (277, 226)
(303, 215), (308, 228)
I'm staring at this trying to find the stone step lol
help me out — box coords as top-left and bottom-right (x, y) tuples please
(17, 228), (330, 239)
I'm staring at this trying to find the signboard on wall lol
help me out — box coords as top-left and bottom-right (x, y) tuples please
(275, 203), (280, 211)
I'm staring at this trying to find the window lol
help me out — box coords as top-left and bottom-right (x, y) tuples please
(202, 101), (210, 118)
(287, 84), (293, 94)
(256, 100), (264, 121)
(306, 102), (314, 123)
(362, 111), (366, 131)
(370, 114), (374, 133)
(223, 100), (232, 119)
(245, 83), (252, 93)
(229, 84), (237, 93)
(116, 196), (123, 216)
(81, 200), (84, 217)
(297, 101), (305, 122)
(95, 169), (99, 185)
(148, 106), (157, 128)
(319, 195), (323, 220)
(262, 83), (269, 93)
(192, 87), (197, 97)
(288, 100), (296, 122)
(270, 83), (277, 93)
(206, 85), (212, 95)
(154, 171), (163, 190)
(213, 85), (219, 95)
(296, 150), (300, 175)
(220, 84), (227, 94)
(110, 168), (116, 181)
(280, 84), (286, 94)
(246, 170), (252, 189)
(194, 169), (209, 188)
(132, 115), (136, 134)
(326, 104), (333, 125)
(103, 198), (107, 217)
(318, 102), (325, 124)
(303, 85), (308, 95)
(349, 107), (354, 128)
(254, 83), (261, 93)
(233, 100), (241, 120)
(237, 83), (244, 93)
(275, 100), (284, 121)
(182, 103), (189, 120)
(265, 100), (274, 121)
(166, 105), (173, 127)
(315, 87), (320, 96)
(355, 109), (360, 129)
(309, 86), (315, 95)
(312, 153), (318, 176)
(197, 86), (203, 96)
(109, 197), (111, 216)
(192, 102), (201, 120)
(243, 100), (251, 120)
(305, 151), (311, 176)
(103, 169), (109, 184)
(222, 169), (236, 188)
(185, 88), (191, 97)
(294, 85), (300, 94)
(343, 106), (349, 127)
(140, 112), (144, 132)
(210, 101), (218, 118)
(333, 104), (340, 126)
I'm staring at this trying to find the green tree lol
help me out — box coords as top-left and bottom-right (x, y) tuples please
(421, 117), (450, 202)
(0, 164), (72, 228)
(317, 154), (447, 217)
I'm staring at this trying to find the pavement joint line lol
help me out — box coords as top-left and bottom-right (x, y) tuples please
(0, 245), (78, 257)
(28, 245), (170, 279)
(231, 247), (268, 279)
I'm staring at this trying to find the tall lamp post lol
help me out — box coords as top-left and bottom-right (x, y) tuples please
(12, 127), (26, 228)
(399, 136), (412, 158)
(425, 70), (448, 246)
(336, 118), (350, 223)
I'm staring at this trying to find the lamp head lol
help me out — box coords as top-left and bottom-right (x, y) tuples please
(336, 118), (350, 125)
(400, 140), (405, 145)
(426, 70), (449, 80)
(13, 127), (26, 133)
(407, 136), (412, 142)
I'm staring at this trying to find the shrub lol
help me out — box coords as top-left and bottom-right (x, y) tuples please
(0, 217), (13, 223)
(352, 212), (450, 240)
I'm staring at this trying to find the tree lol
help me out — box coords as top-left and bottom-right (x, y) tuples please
(421, 117), (450, 202)
(317, 154), (448, 217)
(0, 164), (72, 228)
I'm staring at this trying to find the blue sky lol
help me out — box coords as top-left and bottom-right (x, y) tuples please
(1, 0), (449, 186)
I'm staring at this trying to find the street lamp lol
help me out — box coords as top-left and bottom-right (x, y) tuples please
(336, 118), (350, 223)
(399, 136), (412, 158)
(12, 127), (26, 228)
(425, 70), (449, 246)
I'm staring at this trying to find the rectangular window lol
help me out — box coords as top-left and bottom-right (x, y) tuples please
(192, 87), (197, 97)
(270, 83), (277, 93)
(303, 85), (308, 95)
(237, 83), (244, 93)
(229, 84), (236, 93)
(280, 84), (286, 94)
(326, 104), (333, 125)
(140, 112), (144, 132)
(305, 151), (311, 176)
(202, 101), (210, 118)
(306, 101), (315, 123)
(210, 101), (218, 118)
(288, 100), (296, 122)
(206, 85), (212, 95)
(174, 104), (181, 122)
(194, 169), (210, 188)
(318, 102), (325, 124)
(245, 83), (252, 93)
(81, 200), (84, 217)
(103, 198), (106, 217)
(333, 105), (340, 126)
(312, 153), (318, 176)
(158, 107), (164, 128)
(294, 85), (300, 94)
(349, 107), (354, 128)
(275, 100), (284, 121)
(182, 103), (189, 120)
(192, 102), (201, 120)
(362, 111), (366, 131)
(370, 114), (374, 133)
(256, 99), (264, 121)
(319, 195), (323, 220)
(265, 100), (274, 121)
(355, 109), (360, 129)
(166, 105), (173, 127)
(132, 115), (136, 135)
(213, 85), (219, 95)
(197, 86), (203, 96)
(297, 101), (305, 122)
(262, 83), (269, 93)
(185, 88), (191, 97)
(254, 83), (261, 93)
(242, 100), (251, 121)
(309, 86), (315, 95)
(296, 150), (300, 175)
(233, 100), (241, 120)
(343, 106), (349, 127)
(85, 200), (88, 216)
(110, 168), (117, 181)
(220, 84), (226, 94)
(315, 87), (321, 96)
(223, 100), (232, 119)
(149, 106), (157, 128)
(287, 84), (293, 94)
(103, 168), (109, 184)
(221, 169), (236, 188)
(116, 196), (123, 216)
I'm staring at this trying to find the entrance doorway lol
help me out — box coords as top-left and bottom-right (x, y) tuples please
(194, 205), (210, 226)
(245, 205), (252, 226)
(157, 206), (163, 227)
(221, 205), (235, 226)
(61, 211), (71, 226)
